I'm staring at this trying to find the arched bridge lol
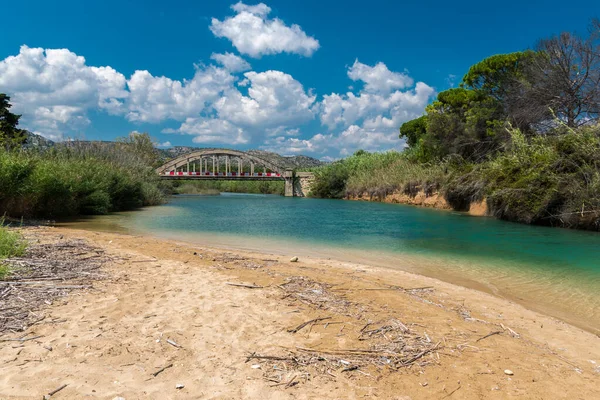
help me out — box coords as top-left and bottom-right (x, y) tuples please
(156, 148), (314, 197)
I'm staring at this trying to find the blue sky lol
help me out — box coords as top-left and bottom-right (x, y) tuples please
(1, 0), (598, 159)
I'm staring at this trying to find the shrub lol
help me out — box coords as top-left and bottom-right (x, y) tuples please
(0, 140), (167, 219)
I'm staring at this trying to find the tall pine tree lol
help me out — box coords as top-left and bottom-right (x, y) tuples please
(0, 94), (26, 149)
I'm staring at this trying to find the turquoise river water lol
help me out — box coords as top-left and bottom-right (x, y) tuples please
(64, 193), (600, 333)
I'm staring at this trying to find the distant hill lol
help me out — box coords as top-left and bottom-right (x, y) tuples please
(23, 131), (55, 150)
(20, 134), (323, 169)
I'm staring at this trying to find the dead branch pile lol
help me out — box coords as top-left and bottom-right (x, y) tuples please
(278, 276), (365, 317)
(0, 238), (109, 334)
(247, 318), (440, 384)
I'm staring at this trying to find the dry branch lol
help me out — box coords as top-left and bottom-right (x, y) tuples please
(476, 330), (503, 342)
(0, 235), (109, 334)
(288, 317), (331, 334)
(44, 383), (68, 399)
(225, 282), (263, 289)
(152, 363), (173, 377)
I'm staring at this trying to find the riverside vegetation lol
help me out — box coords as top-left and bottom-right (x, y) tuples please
(310, 20), (600, 231)
(0, 220), (27, 279)
(0, 107), (169, 218)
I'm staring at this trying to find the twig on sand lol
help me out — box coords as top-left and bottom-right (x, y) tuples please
(225, 282), (263, 289)
(43, 384), (67, 399)
(246, 352), (294, 363)
(476, 330), (503, 342)
(152, 363), (173, 377)
(442, 385), (462, 398)
(1, 335), (43, 342)
(285, 375), (298, 388)
(0, 236), (109, 334)
(288, 317), (332, 334)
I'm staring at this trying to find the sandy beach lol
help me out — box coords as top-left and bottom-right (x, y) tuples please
(1, 226), (599, 399)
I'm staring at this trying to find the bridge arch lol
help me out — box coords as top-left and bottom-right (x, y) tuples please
(155, 149), (285, 175)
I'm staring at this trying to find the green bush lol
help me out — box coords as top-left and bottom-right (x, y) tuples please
(446, 125), (600, 229)
(310, 150), (446, 199)
(0, 221), (27, 279)
(0, 140), (167, 219)
(171, 180), (284, 195)
(0, 224), (26, 259)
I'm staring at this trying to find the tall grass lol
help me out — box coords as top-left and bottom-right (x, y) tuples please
(310, 151), (446, 199)
(0, 220), (27, 279)
(0, 141), (168, 218)
(446, 125), (600, 228)
(170, 180), (284, 196)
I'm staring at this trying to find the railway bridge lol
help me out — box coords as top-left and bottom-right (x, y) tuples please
(156, 148), (314, 197)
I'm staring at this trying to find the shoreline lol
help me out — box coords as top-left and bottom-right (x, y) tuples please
(346, 189), (488, 217)
(1, 226), (599, 398)
(59, 212), (600, 336)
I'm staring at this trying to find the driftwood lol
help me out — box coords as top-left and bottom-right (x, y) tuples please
(0, 335), (43, 342)
(0, 235), (109, 334)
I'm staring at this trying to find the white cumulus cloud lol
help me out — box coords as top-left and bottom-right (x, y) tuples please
(214, 70), (316, 128)
(348, 59), (413, 93)
(0, 45), (128, 138)
(157, 141), (172, 148)
(163, 117), (248, 145)
(265, 61), (434, 157)
(210, 2), (320, 58)
(210, 52), (251, 73)
(125, 65), (235, 123)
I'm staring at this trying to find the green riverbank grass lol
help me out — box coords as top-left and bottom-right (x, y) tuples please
(310, 125), (600, 230)
(0, 142), (168, 219)
(0, 222), (27, 279)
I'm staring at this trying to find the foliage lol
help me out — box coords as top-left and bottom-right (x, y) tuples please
(310, 151), (446, 199)
(0, 137), (168, 218)
(403, 88), (507, 162)
(0, 220), (26, 260)
(170, 180), (284, 196)
(0, 220), (27, 279)
(462, 51), (537, 101)
(446, 124), (600, 229)
(399, 115), (428, 147)
(0, 94), (26, 150)
(116, 132), (162, 168)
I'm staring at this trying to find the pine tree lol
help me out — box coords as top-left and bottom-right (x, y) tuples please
(0, 94), (26, 149)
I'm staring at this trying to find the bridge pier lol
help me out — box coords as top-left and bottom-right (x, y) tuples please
(284, 169), (294, 197)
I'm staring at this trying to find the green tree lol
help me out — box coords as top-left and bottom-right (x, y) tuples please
(462, 51), (544, 132)
(399, 115), (428, 147)
(423, 88), (505, 161)
(116, 131), (161, 167)
(462, 51), (537, 101)
(0, 94), (26, 149)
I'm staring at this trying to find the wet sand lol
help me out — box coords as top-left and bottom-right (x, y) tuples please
(1, 226), (600, 399)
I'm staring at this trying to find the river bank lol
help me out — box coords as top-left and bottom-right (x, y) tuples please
(1, 226), (599, 399)
(347, 190), (489, 217)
